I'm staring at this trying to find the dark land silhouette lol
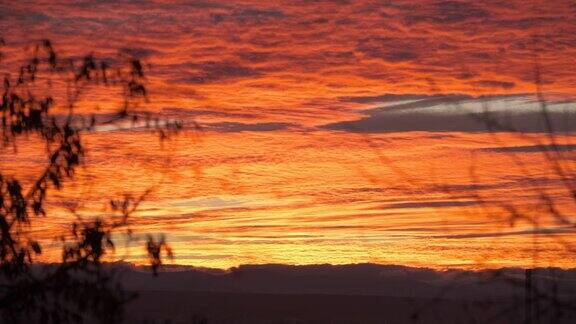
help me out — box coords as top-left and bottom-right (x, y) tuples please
(61, 263), (576, 323)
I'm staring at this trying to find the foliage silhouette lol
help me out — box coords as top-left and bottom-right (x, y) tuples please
(0, 39), (180, 323)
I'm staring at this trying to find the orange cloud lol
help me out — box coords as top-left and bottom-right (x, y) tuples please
(1, 0), (575, 270)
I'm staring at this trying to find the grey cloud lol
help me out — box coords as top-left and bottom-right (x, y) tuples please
(211, 7), (285, 25)
(356, 37), (428, 62)
(403, 1), (490, 25)
(430, 182), (510, 192)
(235, 50), (273, 62)
(119, 47), (162, 58)
(0, 6), (50, 23)
(342, 94), (472, 112)
(383, 50), (419, 62)
(234, 8), (285, 20)
(491, 16), (562, 30)
(324, 94), (576, 133)
(482, 144), (576, 153)
(177, 61), (261, 84)
(433, 1), (490, 22)
(471, 80), (516, 89)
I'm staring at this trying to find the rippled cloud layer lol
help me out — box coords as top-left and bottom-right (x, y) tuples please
(1, 0), (575, 269)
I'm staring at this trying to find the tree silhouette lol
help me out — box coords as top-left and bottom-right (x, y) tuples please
(0, 39), (180, 323)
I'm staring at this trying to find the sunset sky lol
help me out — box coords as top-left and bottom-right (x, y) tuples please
(1, 0), (576, 270)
